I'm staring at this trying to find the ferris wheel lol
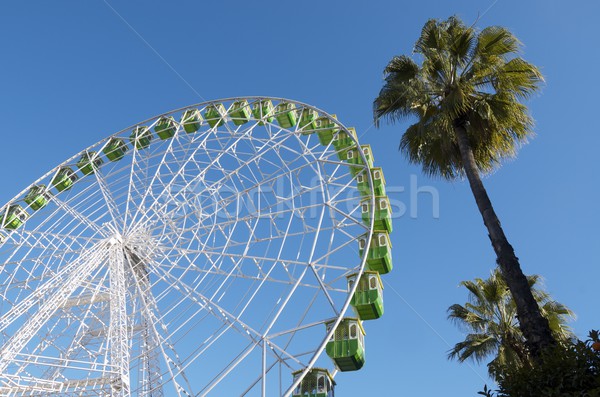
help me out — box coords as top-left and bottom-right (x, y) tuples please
(0, 97), (393, 396)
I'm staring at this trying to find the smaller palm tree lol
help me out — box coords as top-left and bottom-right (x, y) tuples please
(448, 269), (574, 378)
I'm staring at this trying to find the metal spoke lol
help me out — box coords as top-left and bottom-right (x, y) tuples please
(0, 97), (377, 396)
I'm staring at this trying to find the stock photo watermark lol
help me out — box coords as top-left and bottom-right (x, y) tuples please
(389, 175), (440, 219)
(158, 174), (440, 221)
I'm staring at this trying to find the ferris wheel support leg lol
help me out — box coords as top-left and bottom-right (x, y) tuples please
(127, 254), (165, 397)
(261, 339), (267, 397)
(138, 294), (164, 397)
(129, 256), (194, 397)
(0, 244), (108, 374)
(0, 240), (112, 336)
(108, 241), (131, 397)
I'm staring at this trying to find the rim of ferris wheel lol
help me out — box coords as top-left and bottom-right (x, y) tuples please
(0, 96), (391, 396)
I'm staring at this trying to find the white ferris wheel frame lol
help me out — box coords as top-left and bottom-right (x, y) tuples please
(0, 96), (377, 397)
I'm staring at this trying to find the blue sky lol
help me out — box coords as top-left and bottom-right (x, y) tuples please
(1, 1), (598, 396)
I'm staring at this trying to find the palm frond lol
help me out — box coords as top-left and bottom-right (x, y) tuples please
(448, 333), (498, 363)
(446, 18), (475, 67)
(373, 16), (544, 180)
(447, 303), (489, 332)
(373, 56), (427, 126)
(495, 58), (544, 98)
(399, 118), (460, 179)
(414, 18), (448, 55)
(475, 26), (521, 59)
(383, 55), (419, 78)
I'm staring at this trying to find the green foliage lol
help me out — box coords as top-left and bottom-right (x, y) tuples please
(489, 340), (600, 397)
(373, 16), (543, 179)
(448, 269), (574, 379)
(478, 385), (495, 397)
(587, 330), (600, 345)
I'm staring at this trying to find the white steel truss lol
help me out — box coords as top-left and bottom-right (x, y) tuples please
(0, 97), (377, 396)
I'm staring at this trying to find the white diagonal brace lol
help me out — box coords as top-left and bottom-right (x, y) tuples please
(0, 241), (109, 374)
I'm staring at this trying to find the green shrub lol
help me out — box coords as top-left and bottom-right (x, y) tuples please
(481, 338), (600, 397)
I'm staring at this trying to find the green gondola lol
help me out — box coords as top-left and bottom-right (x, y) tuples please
(51, 167), (78, 192)
(77, 151), (104, 175)
(358, 231), (393, 274)
(204, 103), (226, 128)
(129, 126), (152, 150)
(314, 115), (339, 146)
(360, 196), (392, 232)
(325, 318), (366, 371)
(229, 100), (252, 126)
(252, 99), (274, 125)
(181, 109), (202, 133)
(356, 167), (386, 196)
(332, 127), (357, 153)
(291, 368), (335, 397)
(347, 271), (384, 320)
(345, 145), (374, 176)
(103, 138), (128, 161)
(299, 108), (318, 135)
(275, 102), (297, 128)
(155, 116), (177, 140)
(0, 231), (6, 244)
(1, 204), (28, 230)
(24, 185), (51, 211)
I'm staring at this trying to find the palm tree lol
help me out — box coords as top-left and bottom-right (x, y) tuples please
(373, 16), (555, 356)
(448, 269), (574, 379)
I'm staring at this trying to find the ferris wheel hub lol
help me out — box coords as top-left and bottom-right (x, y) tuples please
(108, 235), (123, 245)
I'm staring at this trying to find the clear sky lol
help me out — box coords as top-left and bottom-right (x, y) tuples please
(1, 1), (598, 396)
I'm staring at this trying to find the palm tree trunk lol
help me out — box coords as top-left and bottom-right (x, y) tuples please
(453, 123), (555, 358)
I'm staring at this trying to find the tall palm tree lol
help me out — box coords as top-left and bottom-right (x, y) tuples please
(373, 16), (555, 356)
(448, 269), (574, 379)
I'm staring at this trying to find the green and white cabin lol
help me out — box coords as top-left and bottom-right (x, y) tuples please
(129, 127), (152, 150)
(229, 100), (251, 126)
(103, 138), (128, 162)
(313, 114), (338, 146)
(347, 271), (384, 320)
(51, 167), (78, 192)
(77, 151), (104, 175)
(291, 368), (335, 397)
(345, 145), (374, 176)
(299, 108), (318, 134)
(204, 103), (226, 128)
(361, 196), (392, 233)
(1, 204), (28, 230)
(252, 99), (274, 125)
(180, 109), (202, 133)
(24, 185), (50, 211)
(325, 317), (366, 371)
(332, 127), (357, 154)
(358, 231), (392, 274)
(356, 167), (386, 196)
(275, 102), (297, 128)
(24, 185), (50, 210)
(154, 116), (177, 140)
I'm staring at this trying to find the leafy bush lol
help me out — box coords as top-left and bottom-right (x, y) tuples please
(480, 334), (600, 396)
